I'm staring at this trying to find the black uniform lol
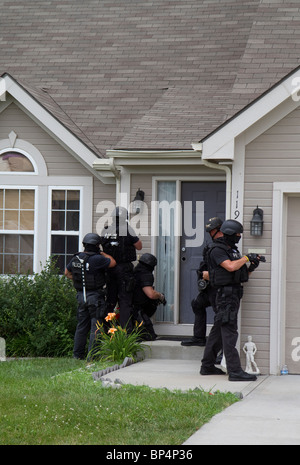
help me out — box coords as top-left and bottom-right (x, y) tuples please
(201, 237), (248, 374)
(190, 244), (217, 343)
(132, 261), (158, 340)
(100, 222), (139, 332)
(66, 251), (111, 359)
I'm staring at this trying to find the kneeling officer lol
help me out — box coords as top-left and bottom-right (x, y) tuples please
(133, 253), (166, 340)
(65, 233), (116, 359)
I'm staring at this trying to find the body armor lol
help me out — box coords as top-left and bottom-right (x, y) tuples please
(207, 242), (248, 287)
(101, 230), (136, 263)
(133, 262), (154, 307)
(71, 252), (106, 291)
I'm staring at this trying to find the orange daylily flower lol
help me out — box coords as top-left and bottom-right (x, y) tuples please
(105, 312), (116, 322)
(108, 327), (117, 335)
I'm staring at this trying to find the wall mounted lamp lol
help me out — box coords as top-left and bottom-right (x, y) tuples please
(132, 188), (145, 214)
(250, 206), (264, 236)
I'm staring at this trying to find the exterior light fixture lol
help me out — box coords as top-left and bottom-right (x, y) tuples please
(250, 206), (264, 236)
(132, 188), (145, 214)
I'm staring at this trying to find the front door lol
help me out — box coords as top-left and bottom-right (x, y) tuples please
(179, 182), (226, 324)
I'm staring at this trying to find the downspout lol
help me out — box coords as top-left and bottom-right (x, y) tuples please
(109, 157), (121, 204)
(192, 143), (232, 218)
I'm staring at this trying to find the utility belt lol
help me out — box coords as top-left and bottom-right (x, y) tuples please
(217, 284), (244, 300)
(215, 285), (243, 325)
(77, 284), (106, 294)
(107, 262), (135, 292)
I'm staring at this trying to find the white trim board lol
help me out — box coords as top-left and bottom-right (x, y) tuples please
(270, 183), (300, 375)
(202, 68), (300, 160)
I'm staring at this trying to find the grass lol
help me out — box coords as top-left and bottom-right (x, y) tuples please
(0, 358), (238, 445)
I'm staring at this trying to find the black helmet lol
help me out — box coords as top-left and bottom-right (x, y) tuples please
(205, 217), (223, 232)
(220, 219), (243, 235)
(82, 233), (101, 246)
(139, 253), (157, 268)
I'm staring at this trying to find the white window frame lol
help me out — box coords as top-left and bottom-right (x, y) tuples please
(0, 146), (93, 274)
(0, 185), (37, 274)
(0, 148), (38, 175)
(48, 186), (83, 270)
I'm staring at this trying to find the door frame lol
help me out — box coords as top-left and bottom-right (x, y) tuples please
(271, 183), (300, 374)
(152, 175), (226, 336)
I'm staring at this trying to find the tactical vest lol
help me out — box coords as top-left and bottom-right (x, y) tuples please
(207, 242), (248, 287)
(101, 232), (136, 263)
(133, 263), (154, 306)
(71, 252), (106, 291)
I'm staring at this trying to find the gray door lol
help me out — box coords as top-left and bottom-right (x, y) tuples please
(179, 182), (226, 324)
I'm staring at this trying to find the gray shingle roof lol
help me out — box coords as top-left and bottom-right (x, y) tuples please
(0, 0), (299, 154)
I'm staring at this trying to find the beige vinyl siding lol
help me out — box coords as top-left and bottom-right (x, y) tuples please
(93, 178), (115, 233)
(243, 105), (300, 374)
(0, 102), (91, 176)
(0, 101), (114, 242)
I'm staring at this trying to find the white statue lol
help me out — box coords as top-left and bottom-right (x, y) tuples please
(243, 335), (260, 375)
(220, 353), (227, 373)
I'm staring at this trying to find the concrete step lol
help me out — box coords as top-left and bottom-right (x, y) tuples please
(142, 339), (205, 361)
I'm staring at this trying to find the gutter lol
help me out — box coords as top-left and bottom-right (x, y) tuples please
(109, 157), (120, 180)
(192, 142), (232, 218)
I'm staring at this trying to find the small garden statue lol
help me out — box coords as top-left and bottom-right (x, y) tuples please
(243, 335), (260, 375)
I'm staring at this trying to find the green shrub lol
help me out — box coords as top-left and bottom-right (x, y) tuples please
(0, 258), (77, 357)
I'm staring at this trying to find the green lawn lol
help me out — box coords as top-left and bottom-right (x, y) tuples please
(0, 358), (238, 445)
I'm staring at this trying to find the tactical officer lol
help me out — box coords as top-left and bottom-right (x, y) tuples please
(65, 233), (116, 359)
(200, 219), (261, 382)
(133, 253), (166, 341)
(100, 207), (142, 332)
(181, 217), (223, 347)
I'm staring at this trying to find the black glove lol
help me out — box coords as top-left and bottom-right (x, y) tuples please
(248, 258), (260, 272)
(246, 253), (261, 272)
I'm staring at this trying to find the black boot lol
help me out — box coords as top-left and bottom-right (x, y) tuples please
(181, 337), (206, 347)
(200, 366), (225, 375)
(228, 370), (257, 382)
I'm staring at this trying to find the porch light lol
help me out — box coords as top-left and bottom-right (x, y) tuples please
(250, 206), (264, 236)
(132, 188), (145, 214)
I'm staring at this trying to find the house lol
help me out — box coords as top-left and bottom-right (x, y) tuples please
(1, 0), (300, 374)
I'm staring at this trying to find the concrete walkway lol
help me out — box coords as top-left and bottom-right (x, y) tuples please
(95, 340), (300, 445)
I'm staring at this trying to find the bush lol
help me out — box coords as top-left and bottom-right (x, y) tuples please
(0, 259), (77, 357)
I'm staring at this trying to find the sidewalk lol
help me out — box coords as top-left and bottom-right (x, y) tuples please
(95, 341), (300, 445)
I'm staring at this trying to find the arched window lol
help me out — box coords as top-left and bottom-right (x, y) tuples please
(0, 151), (34, 172)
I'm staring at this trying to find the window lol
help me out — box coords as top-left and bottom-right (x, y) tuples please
(0, 188), (35, 273)
(50, 189), (80, 273)
(155, 181), (176, 322)
(0, 152), (34, 172)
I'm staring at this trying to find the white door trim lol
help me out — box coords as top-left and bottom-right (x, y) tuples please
(152, 175), (226, 336)
(271, 182), (300, 374)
